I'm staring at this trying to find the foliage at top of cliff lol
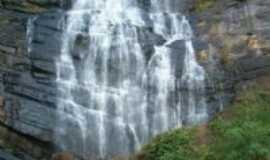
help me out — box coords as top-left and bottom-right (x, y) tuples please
(0, 0), (69, 13)
(192, 0), (217, 12)
(137, 82), (270, 160)
(191, 0), (248, 12)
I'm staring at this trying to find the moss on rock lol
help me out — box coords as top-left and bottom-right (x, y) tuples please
(192, 0), (217, 12)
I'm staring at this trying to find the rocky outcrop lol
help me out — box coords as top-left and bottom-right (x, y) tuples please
(0, 2), (63, 159)
(0, 123), (52, 160)
(0, 0), (269, 159)
(0, 149), (23, 160)
(189, 0), (270, 104)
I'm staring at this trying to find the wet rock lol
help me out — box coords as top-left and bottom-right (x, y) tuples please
(0, 44), (16, 55)
(29, 11), (64, 61)
(0, 149), (22, 160)
(0, 96), (5, 122)
(34, 10), (65, 31)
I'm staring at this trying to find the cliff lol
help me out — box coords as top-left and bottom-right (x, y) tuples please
(190, 0), (270, 120)
(0, 1), (63, 159)
(0, 0), (269, 159)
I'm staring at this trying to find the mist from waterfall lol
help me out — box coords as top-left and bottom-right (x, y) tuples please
(55, 0), (208, 159)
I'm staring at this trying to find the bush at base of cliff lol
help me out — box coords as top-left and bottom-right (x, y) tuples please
(207, 87), (270, 160)
(138, 129), (200, 160)
(137, 85), (270, 160)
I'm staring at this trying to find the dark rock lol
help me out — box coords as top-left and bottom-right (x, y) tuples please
(3, 72), (57, 106)
(3, 96), (56, 142)
(236, 55), (270, 72)
(28, 11), (63, 61)
(34, 10), (65, 31)
(0, 149), (22, 160)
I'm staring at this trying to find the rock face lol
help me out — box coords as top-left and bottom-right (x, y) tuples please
(0, 149), (22, 160)
(189, 0), (270, 89)
(0, 0), (269, 159)
(200, 0), (270, 113)
(0, 1), (63, 159)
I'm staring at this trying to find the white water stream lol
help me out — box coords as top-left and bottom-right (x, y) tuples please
(54, 0), (208, 159)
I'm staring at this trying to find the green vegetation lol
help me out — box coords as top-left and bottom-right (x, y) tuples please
(193, 0), (217, 12)
(138, 85), (270, 160)
(138, 129), (198, 160)
(192, 0), (248, 12)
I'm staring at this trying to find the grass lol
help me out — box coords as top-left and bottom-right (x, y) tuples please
(137, 85), (270, 160)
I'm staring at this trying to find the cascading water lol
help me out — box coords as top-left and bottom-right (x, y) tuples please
(26, 17), (37, 56)
(55, 0), (208, 159)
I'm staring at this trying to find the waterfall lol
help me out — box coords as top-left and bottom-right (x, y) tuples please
(26, 17), (37, 56)
(55, 0), (208, 159)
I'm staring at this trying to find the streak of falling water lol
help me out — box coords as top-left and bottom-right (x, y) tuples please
(148, 46), (173, 136)
(54, 0), (209, 159)
(179, 17), (208, 124)
(182, 40), (208, 124)
(26, 17), (37, 56)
